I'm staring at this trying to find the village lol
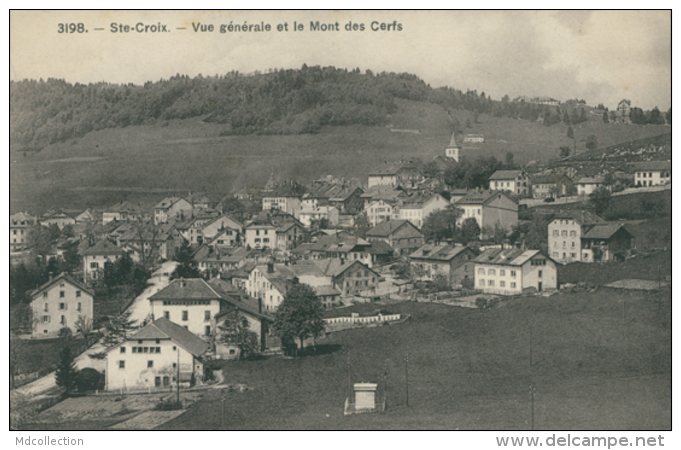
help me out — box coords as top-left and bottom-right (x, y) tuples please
(9, 118), (671, 423)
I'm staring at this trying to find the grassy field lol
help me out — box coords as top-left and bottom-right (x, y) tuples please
(145, 289), (670, 430)
(558, 250), (671, 286)
(10, 99), (670, 215)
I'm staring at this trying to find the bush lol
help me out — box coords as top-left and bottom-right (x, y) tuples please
(74, 368), (104, 392)
(475, 297), (488, 310)
(155, 399), (183, 411)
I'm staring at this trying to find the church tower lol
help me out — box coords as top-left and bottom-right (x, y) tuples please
(445, 133), (460, 162)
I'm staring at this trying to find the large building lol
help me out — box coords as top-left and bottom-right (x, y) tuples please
(10, 211), (36, 251)
(530, 173), (574, 199)
(548, 211), (633, 263)
(81, 239), (127, 281)
(29, 273), (94, 338)
(409, 244), (478, 286)
(473, 249), (557, 295)
(104, 317), (208, 391)
(398, 193), (449, 229)
(367, 161), (423, 189)
(488, 170), (531, 197)
(154, 197), (193, 225)
(453, 190), (519, 237)
(634, 161), (671, 187)
(366, 220), (423, 257)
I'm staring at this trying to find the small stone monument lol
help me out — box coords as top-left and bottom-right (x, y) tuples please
(344, 382), (379, 415)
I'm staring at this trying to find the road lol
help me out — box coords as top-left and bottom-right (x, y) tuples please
(15, 261), (178, 397)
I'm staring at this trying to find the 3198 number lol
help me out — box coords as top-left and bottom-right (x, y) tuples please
(58, 23), (86, 33)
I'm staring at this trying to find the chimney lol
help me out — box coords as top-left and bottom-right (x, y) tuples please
(267, 262), (274, 274)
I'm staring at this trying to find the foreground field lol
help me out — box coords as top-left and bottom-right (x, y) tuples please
(150, 288), (670, 430)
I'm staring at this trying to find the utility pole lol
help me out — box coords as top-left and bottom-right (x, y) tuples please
(404, 353), (409, 407)
(383, 360), (388, 411)
(529, 316), (534, 430)
(176, 346), (180, 405)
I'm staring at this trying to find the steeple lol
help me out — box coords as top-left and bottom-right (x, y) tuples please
(445, 133), (460, 162)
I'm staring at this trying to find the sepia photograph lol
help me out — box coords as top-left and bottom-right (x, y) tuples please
(9, 9), (672, 440)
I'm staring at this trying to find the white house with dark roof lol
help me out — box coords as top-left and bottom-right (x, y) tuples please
(367, 161), (423, 189)
(398, 193), (449, 228)
(409, 244), (478, 286)
(148, 278), (226, 338)
(488, 170), (531, 197)
(10, 211), (36, 251)
(474, 249), (556, 295)
(261, 183), (306, 217)
(201, 215), (243, 243)
(634, 161), (671, 186)
(104, 317), (208, 391)
(575, 177), (606, 196)
(154, 197), (193, 225)
(29, 273), (94, 338)
(453, 190), (518, 237)
(81, 239), (127, 281)
(40, 210), (76, 229)
(365, 220), (423, 257)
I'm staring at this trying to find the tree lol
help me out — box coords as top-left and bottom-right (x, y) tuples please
(458, 218), (481, 244)
(559, 146), (571, 158)
(218, 309), (260, 359)
(89, 311), (137, 359)
(666, 107), (671, 125)
(602, 111), (609, 123)
(75, 315), (94, 347)
(586, 134), (598, 151)
(352, 213), (372, 239)
(421, 204), (462, 243)
(505, 152), (515, 168)
(27, 225), (53, 260)
(589, 186), (612, 215)
(55, 329), (78, 395)
(74, 368), (104, 392)
(566, 126), (574, 139)
(171, 239), (202, 279)
(273, 283), (325, 355)
(422, 161), (440, 179)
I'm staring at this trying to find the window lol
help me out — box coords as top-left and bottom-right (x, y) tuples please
(205, 326), (211, 336)
(182, 311), (188, 321)
(120, 347), (126, 353)
(488, 280), (495, 286)
(500, 281), (505, 287)
(132, 347), (137, 353)
(148, 361), (154, 368)
(60, 315), (65, 324)
(42, 315), (50, 323)
(205, 311), (211, 321)
(488, 268), (495, 276)
(59, 291), (65, 298)
(561, 230), (567, 237)
(499, 269), (505, 276)
(538, 270), (543, 278)
(90, 262), (99, 269)
(119, 361), (125, 369)
(479, 279), (485, 287)
(552, 230), (559, 237)
(570, 231), (576, 237)
(511, 282), (516, 289)
(59, 302), (66, 310)
(164, 311), (170, 319)
(44, 303), (48, 312)
(510, 270), (516, 278)
(43, 291), (48, 298)
(77, 302), (82, 312)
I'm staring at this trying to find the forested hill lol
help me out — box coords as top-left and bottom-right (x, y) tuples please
(9, 65), (623, 151)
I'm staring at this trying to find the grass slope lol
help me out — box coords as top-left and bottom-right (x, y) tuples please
(155, 290), (670, 430)
(10, 99), (670, 214)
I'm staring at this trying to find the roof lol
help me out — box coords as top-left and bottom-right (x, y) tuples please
(105, 200), (150, 214)
(128, 317), (209, 357)
(633, 161), (671, 172)
(531, 173), (572, 184)
(366, 240), (395, 255)
(454, 190), (518, 206)
(154, 197), (188, 209)
(366, 220), (418, 237)
(576, 176), (605, 185)
(489, 170), (524, 181)
(10, 211), (36, 225)
(149, 278), (224, 301)
(369, 161), (417, 176)
(473, 249), (543, 266)
(447, 133), (459, 148)
(265, 183), (307, 198)
(552, 210), (605, 225)
(81, 239), (126, 256)
(310, 259), (378, 278)
(314, 285), (342, 297)
(29, 272), (94, 299)
(582, 223), (634, 240)
(409, 244), (474, 261)
(399, 193), (444, 209)
(203, 215), (243, 231)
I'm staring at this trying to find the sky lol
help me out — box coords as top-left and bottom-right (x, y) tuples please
(9, 10), (671, 110)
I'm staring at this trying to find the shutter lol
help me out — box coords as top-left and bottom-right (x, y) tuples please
(64, 303), (68, 310)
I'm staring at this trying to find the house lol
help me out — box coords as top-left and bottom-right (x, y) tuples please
(195, 246), (250, 275)
(365, 220), (423, 257)
(148, 278), (227, 338)
(40, 210), (76, 229)
(104, 317), (208, 391)
(304, 182), (364, 214)
(244, 210), (304, 252)
(398, 193), (450, 228)
(453, 190), (519, 237)
(548, 211), (632, 263)
(530, 173), (574, 199)
(616, 99), (631, 123)
(363, 199), (401, 227)
(10, 211), (36, 251)
(81, 239), (127, 281)
(488, 170), (531, 197)
(297, 205), (340, 228)
(474, 249), (557, 295)
(174, 212), (222, 245)
(409, 244), (478, 286)
(367, 160), (423, 189)
(102, 201), (151, 225)
(444, 133), (461, 162)
(634, 161), (671, 187)
(211, 288), (275, 357)
(291, 233), (374, 268)
(261, 182), (306, 217)
(29, 273), (94, 338)
(201, 215), (243, 244)
(117, 223), (182, 261)
(575, 177), (606, 196)
(154, 197), (193, 225)
(463, 134), (484, 143)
